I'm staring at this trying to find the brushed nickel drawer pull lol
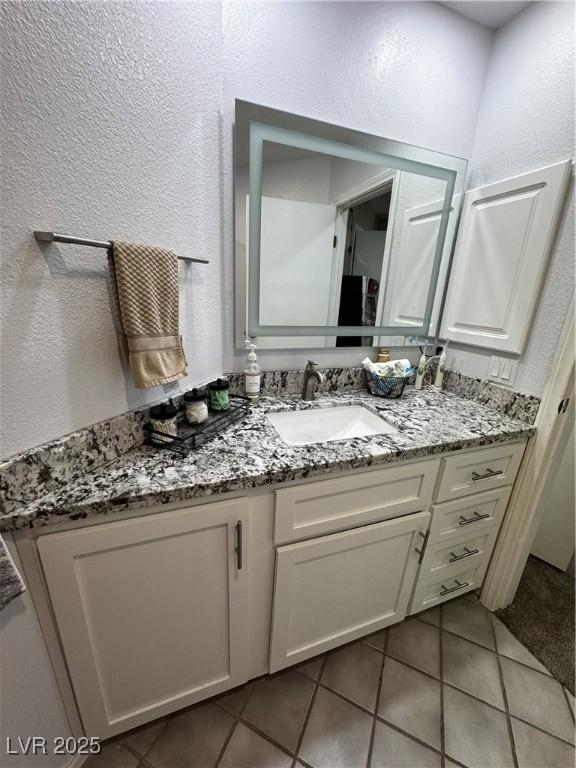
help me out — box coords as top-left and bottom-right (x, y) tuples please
(459, 511), (491, 526)
(235, 521), (243, 570)
(448, 546), (480, 563)
(471, 468), (503, 481)
(415, 529), (431, 565)
(440, 579), (470, 596)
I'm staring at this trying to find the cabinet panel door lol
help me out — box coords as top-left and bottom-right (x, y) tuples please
(442, 160), (570, 353)
(269, 511), (430, 673)
(38, 499), (250, 738)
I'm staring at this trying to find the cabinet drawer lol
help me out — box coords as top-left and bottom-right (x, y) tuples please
(274, 460), (440, 545)
(410, 561), (488, 613)
(428, 486), (511, 545)
(435, 442), (525, 502)
(418, 526), (499, 582)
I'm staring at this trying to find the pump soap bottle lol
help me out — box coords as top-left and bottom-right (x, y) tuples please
(415, 345), (427, 391)
(244, 339), (261, 402)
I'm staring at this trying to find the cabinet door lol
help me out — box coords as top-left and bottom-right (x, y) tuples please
(442, 160), (571, 353)
(269, 511), (430, 673)
(38, 499), (250, 738)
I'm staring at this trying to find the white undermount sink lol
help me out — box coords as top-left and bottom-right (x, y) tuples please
(266, 405), (397, 446)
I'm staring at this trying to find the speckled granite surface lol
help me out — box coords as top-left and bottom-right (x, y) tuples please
(0, 387), (534, 532)
(442, 370), (540, 425)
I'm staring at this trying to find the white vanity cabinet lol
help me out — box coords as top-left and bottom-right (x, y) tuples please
(269, 511), (430, 672)
(38, 498), (251, 738)
(34, 440), (527, 740)
(408, 441), (526, 613)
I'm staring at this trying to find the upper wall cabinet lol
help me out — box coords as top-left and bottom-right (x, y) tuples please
(442, 161), (571, 354)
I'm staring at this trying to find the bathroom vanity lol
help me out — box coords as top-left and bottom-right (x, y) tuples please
(6, 389), (532, 739)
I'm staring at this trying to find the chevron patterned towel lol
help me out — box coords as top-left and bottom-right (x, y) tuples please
(108, 241), (188, 388)
(0, 535), (25, 611)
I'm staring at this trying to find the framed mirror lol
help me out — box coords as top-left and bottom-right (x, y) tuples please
(234, 100), (467, 350)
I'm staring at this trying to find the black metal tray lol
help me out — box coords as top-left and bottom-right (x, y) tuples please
(144, 395), (252, 455)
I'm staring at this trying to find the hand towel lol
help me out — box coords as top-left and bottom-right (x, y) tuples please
(0, 535), (25, 611)
(108, 241), (188, 388)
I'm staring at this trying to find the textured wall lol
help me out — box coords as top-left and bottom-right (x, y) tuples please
(0, 1), (224, 458)
(447, 1), (575, 396)
(0, 0), (494, 457)
(221, 0), (494, 370)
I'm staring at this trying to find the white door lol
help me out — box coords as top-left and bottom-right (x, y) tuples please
(385, 197), (458, 337)
(38, 499), (250, 737)
(259, 196), (337, 347)
(442, 160), (571, 353)
(531, 400), (575, 571)
(269, 511), (430, 673)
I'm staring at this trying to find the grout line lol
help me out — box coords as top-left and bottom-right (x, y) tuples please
(490, 613), (519, 768)
(373, 711), (444, 759)
(439, 602), (446, 768)
(293, 654), (329, 761)
(507, 714), (576, 748)
(366, 632), (388, 768)
(563, 687), (575, 724)
(385, 651), (441, 682)
(213, 719), (238, 768)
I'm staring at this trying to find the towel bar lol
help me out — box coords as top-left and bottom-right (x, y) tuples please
(34, 231), (210, 264)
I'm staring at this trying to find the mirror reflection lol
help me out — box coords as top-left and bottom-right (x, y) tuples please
(234, 101), (466, 350)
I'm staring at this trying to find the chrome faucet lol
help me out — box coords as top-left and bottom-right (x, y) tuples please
(302, 360), (325, 401)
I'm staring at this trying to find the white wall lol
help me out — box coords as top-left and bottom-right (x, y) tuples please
(0, 1), (224, 458)
(446, 1), (575, 396)
(0, 536), (72, 768)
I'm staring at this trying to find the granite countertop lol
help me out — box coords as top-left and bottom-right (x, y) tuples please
(0, 387), (535, 532)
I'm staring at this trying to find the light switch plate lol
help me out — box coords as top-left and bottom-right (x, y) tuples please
(487, 356), (519, 387)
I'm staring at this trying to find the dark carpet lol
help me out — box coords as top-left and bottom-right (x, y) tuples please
(497, 555), (575, 693)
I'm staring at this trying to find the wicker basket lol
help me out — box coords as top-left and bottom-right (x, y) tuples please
(366, 371), (411, 399)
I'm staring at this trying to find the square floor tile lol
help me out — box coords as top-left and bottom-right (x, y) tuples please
(296, 654), (325, 681)
(512, 717), (575, 768)
(442, 597), (495, 649)
(378, 657), (441, 750)
(386, 619), (440, 678)
(84, 740), (139, 768)
(501, 657), (574, 744)
(362, 629), (387, 651)
(371, 720), (441, 767)
(243, 669), (314, 752)
(492, 617), (551, 675)
(145, 702), (234, 768)
(123, 719), (166, 758)
(299, 686), (373, 768)
(444, 685), (514, 768)
(413, 607), (440, 627)
(216, 682), (254, 717)
(219, 723), (291, 768)
(443, 631), (504, 709)
(322, 641), (382, 711)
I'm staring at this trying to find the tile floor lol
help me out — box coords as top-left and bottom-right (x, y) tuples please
(85, 596), (575, 768)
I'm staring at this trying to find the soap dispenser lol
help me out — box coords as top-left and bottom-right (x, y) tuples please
(244, 339), (261, 402)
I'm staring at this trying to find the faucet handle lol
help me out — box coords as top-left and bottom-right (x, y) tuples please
(306, 360), (319, 369)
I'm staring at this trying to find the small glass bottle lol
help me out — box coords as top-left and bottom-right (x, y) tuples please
(149, 401), (178, 446)
(208, 378), (230, 411)
(184, 388), (209, 424)
(377, 348), (390, 363)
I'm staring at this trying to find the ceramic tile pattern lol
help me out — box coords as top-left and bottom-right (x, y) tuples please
(84, 597), (575, 768)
